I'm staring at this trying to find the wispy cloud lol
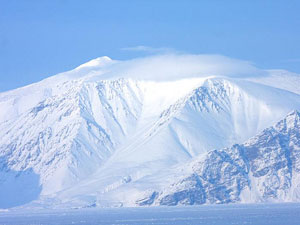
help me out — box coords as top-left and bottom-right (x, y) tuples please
(121, 45), (176, 54)
(97, 53), (264, 81)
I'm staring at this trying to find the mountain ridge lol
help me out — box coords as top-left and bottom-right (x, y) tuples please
(121, 110), (300, 206)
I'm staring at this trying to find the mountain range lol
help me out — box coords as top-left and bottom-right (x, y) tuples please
(0, 55), (299, 209)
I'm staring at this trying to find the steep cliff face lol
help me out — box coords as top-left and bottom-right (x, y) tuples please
(136, 111), (300, 206)
(0, 78), (144, 195)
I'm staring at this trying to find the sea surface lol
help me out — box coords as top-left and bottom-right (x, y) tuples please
(0, 203), (299, 225)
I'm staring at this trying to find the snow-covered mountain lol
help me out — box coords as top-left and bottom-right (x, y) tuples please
(0, 55), (299, 209)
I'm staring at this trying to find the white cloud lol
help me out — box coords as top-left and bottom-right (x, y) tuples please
(121, 45), (175, 54)
(98, 53), (264, 81)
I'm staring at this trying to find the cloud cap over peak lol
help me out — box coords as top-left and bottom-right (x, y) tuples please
(96, 53), (265, 81)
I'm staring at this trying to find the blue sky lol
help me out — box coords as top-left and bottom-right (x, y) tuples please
(0, 0), (300, 92)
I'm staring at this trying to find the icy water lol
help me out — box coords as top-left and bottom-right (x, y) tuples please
(0, 203), (300, 225)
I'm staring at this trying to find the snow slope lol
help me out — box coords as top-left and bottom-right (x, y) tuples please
(248, 70), (300, 95)
(44, 110), (300, 208)
(130, 110), (300, 206)
(0, 55), (299, 208)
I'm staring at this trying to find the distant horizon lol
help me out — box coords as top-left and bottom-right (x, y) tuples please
(1, 0), (300, 92)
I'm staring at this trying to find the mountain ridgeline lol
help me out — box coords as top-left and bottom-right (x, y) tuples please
(137, 110), (300, 206)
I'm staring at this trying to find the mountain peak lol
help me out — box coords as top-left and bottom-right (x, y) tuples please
(75, 56), (112, 70)
(287, 109), (300, 118)
(274, 109), (300, 133)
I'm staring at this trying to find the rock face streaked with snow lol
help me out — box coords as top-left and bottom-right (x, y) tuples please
(135, 110), (300, 206)
(0, 55), (299, 209)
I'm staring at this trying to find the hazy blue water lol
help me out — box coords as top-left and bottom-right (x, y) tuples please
(0, 203), (300, 225)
